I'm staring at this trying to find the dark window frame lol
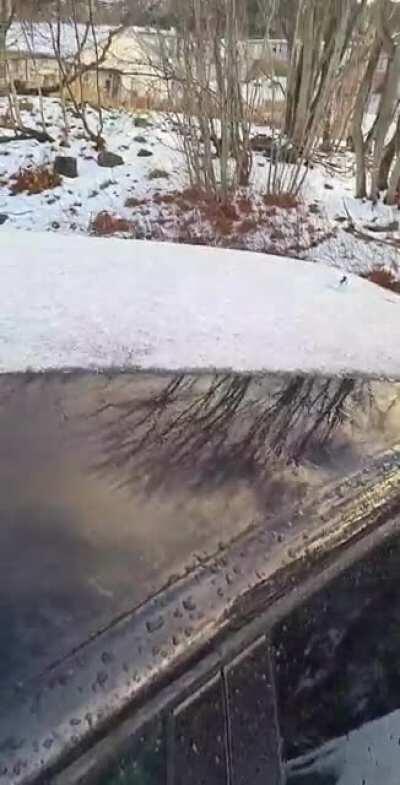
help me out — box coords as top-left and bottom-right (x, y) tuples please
(167, 672), (229, 785)
(53, 517), (400, 785)
(54, 637), (281, 785)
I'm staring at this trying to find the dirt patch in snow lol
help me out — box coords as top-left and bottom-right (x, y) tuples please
(116, 187), (334, 257)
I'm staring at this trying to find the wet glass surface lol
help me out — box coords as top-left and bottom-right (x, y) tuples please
(1, 371), (400, 774)
(274, 532), (400, 785)
(172, 675), (227, 785)
(225, 637), (282, 785)
(97, 719), (165, 785)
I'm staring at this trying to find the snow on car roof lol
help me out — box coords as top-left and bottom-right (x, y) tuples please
(0, 230), (399, 378)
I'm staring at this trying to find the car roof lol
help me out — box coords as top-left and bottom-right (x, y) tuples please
(1, 371), (400, 784)
(1, 231), (400, 379)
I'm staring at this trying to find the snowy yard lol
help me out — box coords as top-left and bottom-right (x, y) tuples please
(0, 98), (399, 283)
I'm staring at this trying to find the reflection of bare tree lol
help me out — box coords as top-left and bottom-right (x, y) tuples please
(94, 373), (376, 491)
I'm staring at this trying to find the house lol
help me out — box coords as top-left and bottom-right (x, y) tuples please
(0, 22), (175, 108)
(0, 21), (289, 110)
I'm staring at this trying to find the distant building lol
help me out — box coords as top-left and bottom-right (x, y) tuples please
(0, 0), (12, 82)
(0, 21), (289, 109)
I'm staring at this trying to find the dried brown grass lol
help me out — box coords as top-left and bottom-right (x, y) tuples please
(90, 211), (133, 236)
(362, 268), (400, 294)
(9, 165), (61, 195)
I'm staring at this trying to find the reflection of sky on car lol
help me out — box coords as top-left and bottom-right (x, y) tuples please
(287, 708), (400, 785)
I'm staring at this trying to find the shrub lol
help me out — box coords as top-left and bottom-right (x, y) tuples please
(9, 165), (62, 195)
(263, 193), (299, 209)
(90, 211), (133, 236)
(125, 196), (147, 208)
(18, 99), (34, 112)
(271, 57), (289, 78)
(252, 101), (285, 130)
(362, 268), (400, 294)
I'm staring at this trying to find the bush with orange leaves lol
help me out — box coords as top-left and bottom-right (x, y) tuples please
(9, 165), (62, 195)
(90, 211), (133, 237)
(363, 268), (400, 294)
(263, 193), (299, 209)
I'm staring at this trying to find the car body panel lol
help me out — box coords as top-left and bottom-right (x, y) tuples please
(0, 372), (400, 783)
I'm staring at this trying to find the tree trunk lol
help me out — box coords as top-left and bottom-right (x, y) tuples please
(385, 152), (400, 204)
(284, 3), (304, 138)
(378, 122), (398, 191)
(369, 0), (400, 200)
(352, 39), (381, 199)
(385, 114), (400, 203)
(285, 0), (363, 155)
(292, 2), (317, 147)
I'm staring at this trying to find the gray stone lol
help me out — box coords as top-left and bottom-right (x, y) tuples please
(148, 168), (170, 180)
(134, 135), (147, 143)
(97, 150), (124, 168)
(365, 220), (399, 233)
(250, 133), (274, 153)
(0, 214), (8, 225)
(134, 116), (152, 128)
(137, 148), (153, 158)
(54, 156), (78, 178)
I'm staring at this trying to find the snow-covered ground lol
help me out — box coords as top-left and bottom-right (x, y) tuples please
(0, 98), (399, 281)
(1, 230), (399, 377)
(287, 708), (400, 785)
(0, 99), (183, 234)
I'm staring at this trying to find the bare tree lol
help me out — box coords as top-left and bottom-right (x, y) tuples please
(349, 0), (400, 202)
(153, 0), (256, 200)
(368, 0), (400, 201)
(351, 34), (382, 198)
(154, 0), (307, 201)
(285, 0), (366, 156)
(94, 373), (375, 491)
(47, 0), (106, 147)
